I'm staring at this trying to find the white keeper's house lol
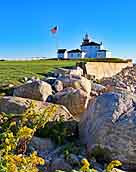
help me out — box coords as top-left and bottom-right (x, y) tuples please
(57, 34), (112, 59)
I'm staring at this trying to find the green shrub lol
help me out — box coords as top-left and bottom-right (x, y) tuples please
(0, 102), (57, 172)
(35, 118), (78, 145)
(90, 145), (111, 162)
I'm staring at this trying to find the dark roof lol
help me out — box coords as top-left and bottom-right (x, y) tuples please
(57, 49), (67, 53)
(68, 49), (82, 53)
(81, 41), (101, 46)
(97, 49), (109, 52)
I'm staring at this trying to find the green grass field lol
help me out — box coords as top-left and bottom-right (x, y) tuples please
(0, 60), (76, 85)
(0, 58), (130, 86)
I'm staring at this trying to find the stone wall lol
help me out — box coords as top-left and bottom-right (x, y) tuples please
(84, 61), (133, 80)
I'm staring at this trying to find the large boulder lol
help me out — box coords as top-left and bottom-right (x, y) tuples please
(58, 76), (91, 95)
(0, 96), (74, 122)
(79, 92), (136, 166)
(52, 88), (90, 120)
(13, 80), (52, 101)
(69, 66), (83, 78)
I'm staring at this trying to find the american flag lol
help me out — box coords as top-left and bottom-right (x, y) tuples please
(50, 26), (58, 34)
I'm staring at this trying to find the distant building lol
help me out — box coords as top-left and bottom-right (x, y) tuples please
(97, 50), (112, 58)
(67, 49), (86, 59)
(57, 49), (67, 59)
(57, 33), (112, 59)
(57, 49), (86, 59)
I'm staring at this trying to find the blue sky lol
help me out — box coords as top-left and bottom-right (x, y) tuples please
(0, 0), (136, 60)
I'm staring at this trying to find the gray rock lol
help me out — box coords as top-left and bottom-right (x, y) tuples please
(0, 96), (74, 122)
(68, 154), (80, 166)
(50, 158), (72, 172)
(69, 66), (83, 78)
(55, 66), (83, 78)
(58, 76), (91, 95)
(90, 159), (104, 172)
(111, 169), (126, 172)
(91, 83), (106, 92)
(79, 92), (136, 166)
(53, 88), (90, 120)
(13, 80), (52, 101)
(101, 65), (136, 94)
(45, 71), (62, 78)
(29, 136), (55, 152)
(43, 77), (57, 86)
(53, 80), (63, 92)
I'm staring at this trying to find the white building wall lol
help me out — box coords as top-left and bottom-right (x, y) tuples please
(81, 52), (86, 59)
(81, 45), (100, 58)
(106, 51), (112, 58)
(68, 52), (81, 59)
(64, 52), (68, 59)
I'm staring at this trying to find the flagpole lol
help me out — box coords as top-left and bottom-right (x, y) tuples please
(52, 33), (59, 59)
(55, 32), (59, 53)
(51, 26), (59, 59)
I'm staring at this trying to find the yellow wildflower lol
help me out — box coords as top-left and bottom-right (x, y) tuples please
(80, 158), (90, 172)
(38, 157), (45, 165)
(17, 126), (33, 139)
(106, 160), (122, 172)
(9, 121), (16, 127)
(5, 138), (10, 144)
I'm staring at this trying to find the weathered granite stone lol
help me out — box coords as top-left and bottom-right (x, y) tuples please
(52, 88), (90, 120)
(0, 96), (74, 121)
(79, 92), (136, 166)
(13, 80), (52, 101)
(29, 136), (55, 152)
(58, 76), (91, 95)
(55, 66), (83, 78)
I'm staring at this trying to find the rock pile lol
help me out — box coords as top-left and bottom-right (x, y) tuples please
(1, 64), (136, 172)
(101, 65), (136, 93)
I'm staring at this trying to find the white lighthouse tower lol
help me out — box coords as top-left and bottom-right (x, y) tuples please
(81, 33), (101, 58)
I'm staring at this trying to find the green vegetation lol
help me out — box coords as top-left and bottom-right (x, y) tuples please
(0, 102), (57, 172)
(55, 159), (122, 172)
(90, 145), (111, 162)
(56, 158), (97, 172)
(73, 58), (131, 63)
(35, 116), (78, 145)
(0, 60), (76, 85)
(0, 58), (129, 85)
